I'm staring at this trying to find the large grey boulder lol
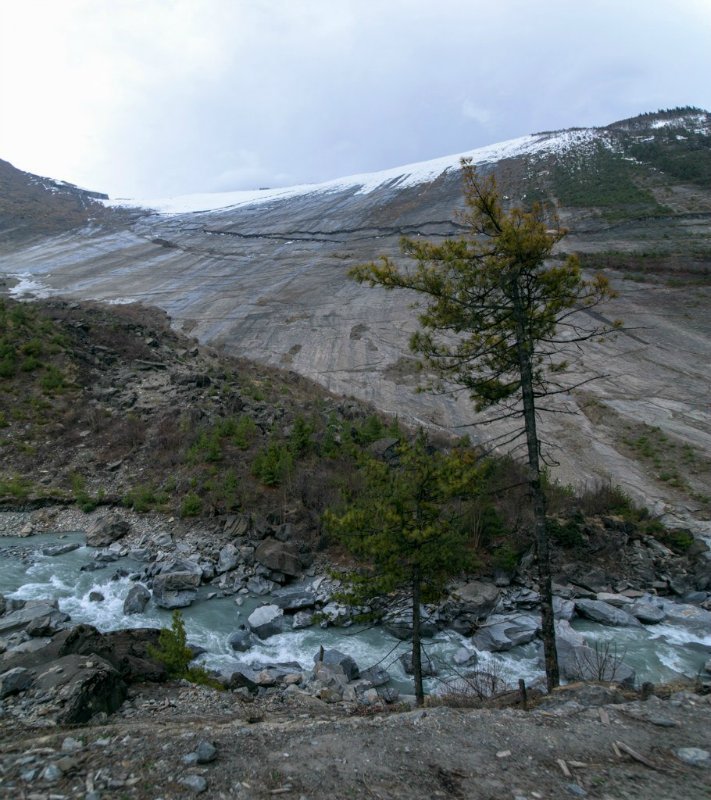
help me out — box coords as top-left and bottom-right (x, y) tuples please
(360, 665), (391, 687)
(575, 599), (643, 627)
(247, 604), (288, 639)
(383, 608), (438, 640)
(86, 514), (130, 548)
(217, 543), (239, 574)
(553, 596), (576, 620)
(246, 575), (276, 596)
(471, 613), (540, 652)
(628, 601), (666, 624)
(33, 654), (127, 724)
(254, 538), (302, 577)
(151, 565), (201, 609)
(273, 589), (317, 612)
(123, 584), (151, 615)
(449, 580), (500, 619)
(313, 649), (360, 681)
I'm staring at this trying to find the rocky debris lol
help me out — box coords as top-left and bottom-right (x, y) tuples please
(42, 541), (81, 556)
(86, 514), (130, 548)
(217, 542), (239, 574)
(0, 600), (69, 637)
(123, 582), (151, 614)
(575, 599), (644, 627)
(247, 604), (288, 639)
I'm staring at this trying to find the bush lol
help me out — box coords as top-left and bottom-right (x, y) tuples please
(180, 492), (203, 517)
(148, 611), (222, 689)
(252, 441), (293, 486)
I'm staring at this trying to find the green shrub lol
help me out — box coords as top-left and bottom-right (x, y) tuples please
(0, 475), (32, 499)
(41, 365), (66, 393)
(231, 414), (258, 450)
(180, 492), (202, 517)
(289, 415), (315, 457)
(148, 611), (223, 689)
(252, 441), (293, 486)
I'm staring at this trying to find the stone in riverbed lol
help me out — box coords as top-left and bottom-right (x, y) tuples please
(151, 571), (200, 609)
(628, 601), (665, 624)
(254, 538), (302, 577)
(449, 580), (500, 619)
(217, 543), (239, 574)
(0, 602), (67, 636)
(313, 648), (360, 681)
(246, 575), (276, 595)
(399, 651), (438, 677)
(247, 604), (288, 639)
(123, 583), (151, 614)
(575, 599), (643, 627)
(471, 613), (540, 652)
(360, 665), (391, 686)
(42, 542), (81, 557)
(227, 628), (253, 651)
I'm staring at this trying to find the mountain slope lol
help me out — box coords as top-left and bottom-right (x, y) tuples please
(0, 108), (710, 535)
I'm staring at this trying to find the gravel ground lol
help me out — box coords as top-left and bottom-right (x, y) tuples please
(1, 682), (710, 800)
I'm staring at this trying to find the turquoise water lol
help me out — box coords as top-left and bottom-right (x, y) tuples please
(1, 533), (708, 693)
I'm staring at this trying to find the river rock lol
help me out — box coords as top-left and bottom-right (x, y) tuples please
(705, 658), (711, 675)
(471, 613), (540, 652)
(555, 620), (635, 686)
(217, 543), (239, 574)
(313, 648), (360, 680)
(360, 665), (391, 687)
(628, 601), (666, 624)
(553, 596), (576, 620)
(123, 583), (151, 615)
(247, 604), (287, 639)
(227, 628), (253, 651)
(575, 599), (643, 627)
(449, 580), (500, 619)
(453, 647), (478, 667)
(151, 569), (201, 609)
(196, 740), (217, 764)
(254, 538), (302, 577)
(0, 666), (33, 697)
(399, 650), (438, 677)
(674, 748), (710, 768)
(246, 575), (276, 595)
(273, 589), (317, 611)
(42, 542), (81, 557)
(655, 599), (711, 632)
(596, 591), (633, 607)
(292, 610), (314, 629)
(383, 608), (438, 640)
(26, 610), (71, 637)
(86, 514), (130, 547)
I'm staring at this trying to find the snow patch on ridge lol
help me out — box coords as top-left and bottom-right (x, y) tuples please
(103, 128), (607, 216)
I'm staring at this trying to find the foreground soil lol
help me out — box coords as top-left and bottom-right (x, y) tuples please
(1, 682), (709, 800)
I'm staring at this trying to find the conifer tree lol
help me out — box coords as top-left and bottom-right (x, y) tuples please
(350, 160), (619, 690)
(325, 433), (481, 705)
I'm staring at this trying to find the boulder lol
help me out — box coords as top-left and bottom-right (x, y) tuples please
(628, 601), (666, 624)
(575, 599), (643, 627)
(227, 629), (253, 652)
(0, 666), (33, 698)
(313, 649), (359, 681)
(246, 575), (276, 596)
(123, 584), (151, 615)
(596, 592), (633, 607)
(254, 538), (302, 577)
(360, 665), (391, 687)
(25, 610), (71, 637)
(247, 604), (288, 639)
(399, 651), (438, 677)
(553, 596), (576, 620)
(151, 569), (201, 609)
(292, 611), (314, 629)
(383, 608), (438, 640)
(217, 543), (239, 574)
(471, 613), (540, 652)
(453, 647), (478, 667)
(273, 589), (317, 612)
(33, 654), (127, 724)
(42, 542), (81, 557)
(86, 514), (130, 548)
(450, 580), (500, 619)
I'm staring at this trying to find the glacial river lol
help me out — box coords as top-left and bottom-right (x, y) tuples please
(1, 533), (710, 695)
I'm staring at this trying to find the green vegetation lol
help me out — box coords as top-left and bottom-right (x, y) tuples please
(325, 433), (482, 705)
(351, 160), (620, 691)
(148, 611), (222, 689)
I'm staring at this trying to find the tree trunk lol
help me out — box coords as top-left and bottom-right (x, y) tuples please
(512, 288), (560, 691)
(412, 565), (425, 706)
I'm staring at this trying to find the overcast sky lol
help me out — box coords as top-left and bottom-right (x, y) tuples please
(1, 0), (710, 199)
